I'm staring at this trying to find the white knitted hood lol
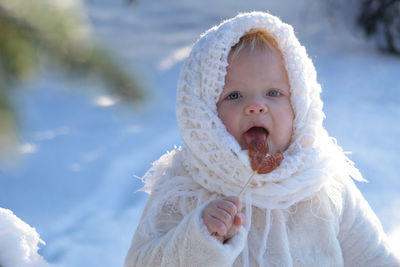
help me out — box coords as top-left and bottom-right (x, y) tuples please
(144, 12), (363, 210)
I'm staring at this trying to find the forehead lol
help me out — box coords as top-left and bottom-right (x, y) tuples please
(225, 46), (290, 88)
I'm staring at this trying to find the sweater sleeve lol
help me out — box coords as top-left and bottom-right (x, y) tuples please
(124, 194), (247, 267)
(338, 178), (400, 266)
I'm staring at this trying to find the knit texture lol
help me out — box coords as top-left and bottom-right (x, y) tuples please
(126, 12), (400, 267)
(173, 11), (363, 210)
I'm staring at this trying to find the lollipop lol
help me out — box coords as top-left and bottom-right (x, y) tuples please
(238, 127), (284, 196)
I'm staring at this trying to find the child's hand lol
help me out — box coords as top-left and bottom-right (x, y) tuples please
(202, 196), (246, 242)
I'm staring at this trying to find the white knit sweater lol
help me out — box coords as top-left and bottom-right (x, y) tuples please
(124, 12), (399, 267)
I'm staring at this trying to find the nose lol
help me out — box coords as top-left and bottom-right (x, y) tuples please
(244, 100), (268, 115)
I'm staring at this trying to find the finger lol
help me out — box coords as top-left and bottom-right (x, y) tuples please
(223, 196), (243, 212)
(204, 214), (228, 236)
(203, 201), (232, 233)
(211, 206), (234, 227)
(233, 213), (246, 227)
(216, 199), (238, 216)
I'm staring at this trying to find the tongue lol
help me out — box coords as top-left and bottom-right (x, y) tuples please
(243, 127), (269, 155)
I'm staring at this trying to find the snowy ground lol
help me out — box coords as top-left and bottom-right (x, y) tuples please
(0, 0), (399, 266)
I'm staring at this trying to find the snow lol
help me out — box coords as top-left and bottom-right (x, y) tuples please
(0, 208), (49, 267)
(0, 0), (399, 266)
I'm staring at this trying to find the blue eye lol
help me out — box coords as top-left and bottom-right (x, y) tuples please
(227, 92), (241, 100)
(267, 90), (281, 97)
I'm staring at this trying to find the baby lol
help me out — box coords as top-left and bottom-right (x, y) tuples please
(203, 29), (292, 242)
(125, 12), (399, 266)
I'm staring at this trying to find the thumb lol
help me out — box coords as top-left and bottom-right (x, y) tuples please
(234, 213), (246, 227)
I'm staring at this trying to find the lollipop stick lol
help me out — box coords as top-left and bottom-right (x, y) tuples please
(238, 171), (256, 198)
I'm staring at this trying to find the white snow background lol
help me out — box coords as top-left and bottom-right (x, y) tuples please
(0, 0), (399, 266)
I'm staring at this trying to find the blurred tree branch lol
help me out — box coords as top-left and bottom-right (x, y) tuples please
(357, 0), (400, 55)
(324, 0), (400, 55)
(0, 0), (143, 156)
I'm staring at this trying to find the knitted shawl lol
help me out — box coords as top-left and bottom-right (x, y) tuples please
(142, 12), (364, 213)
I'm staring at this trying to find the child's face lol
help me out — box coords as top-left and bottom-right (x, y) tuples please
(217, 46), (294, 154)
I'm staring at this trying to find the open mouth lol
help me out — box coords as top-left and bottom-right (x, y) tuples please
(242, 126), (269, 151)
(251, 126), (268, 136)
(244, 126), (269, 138)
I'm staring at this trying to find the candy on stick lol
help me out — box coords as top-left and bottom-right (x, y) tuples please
(212, 128), (284, 240)
(238, 127), (284, 197)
